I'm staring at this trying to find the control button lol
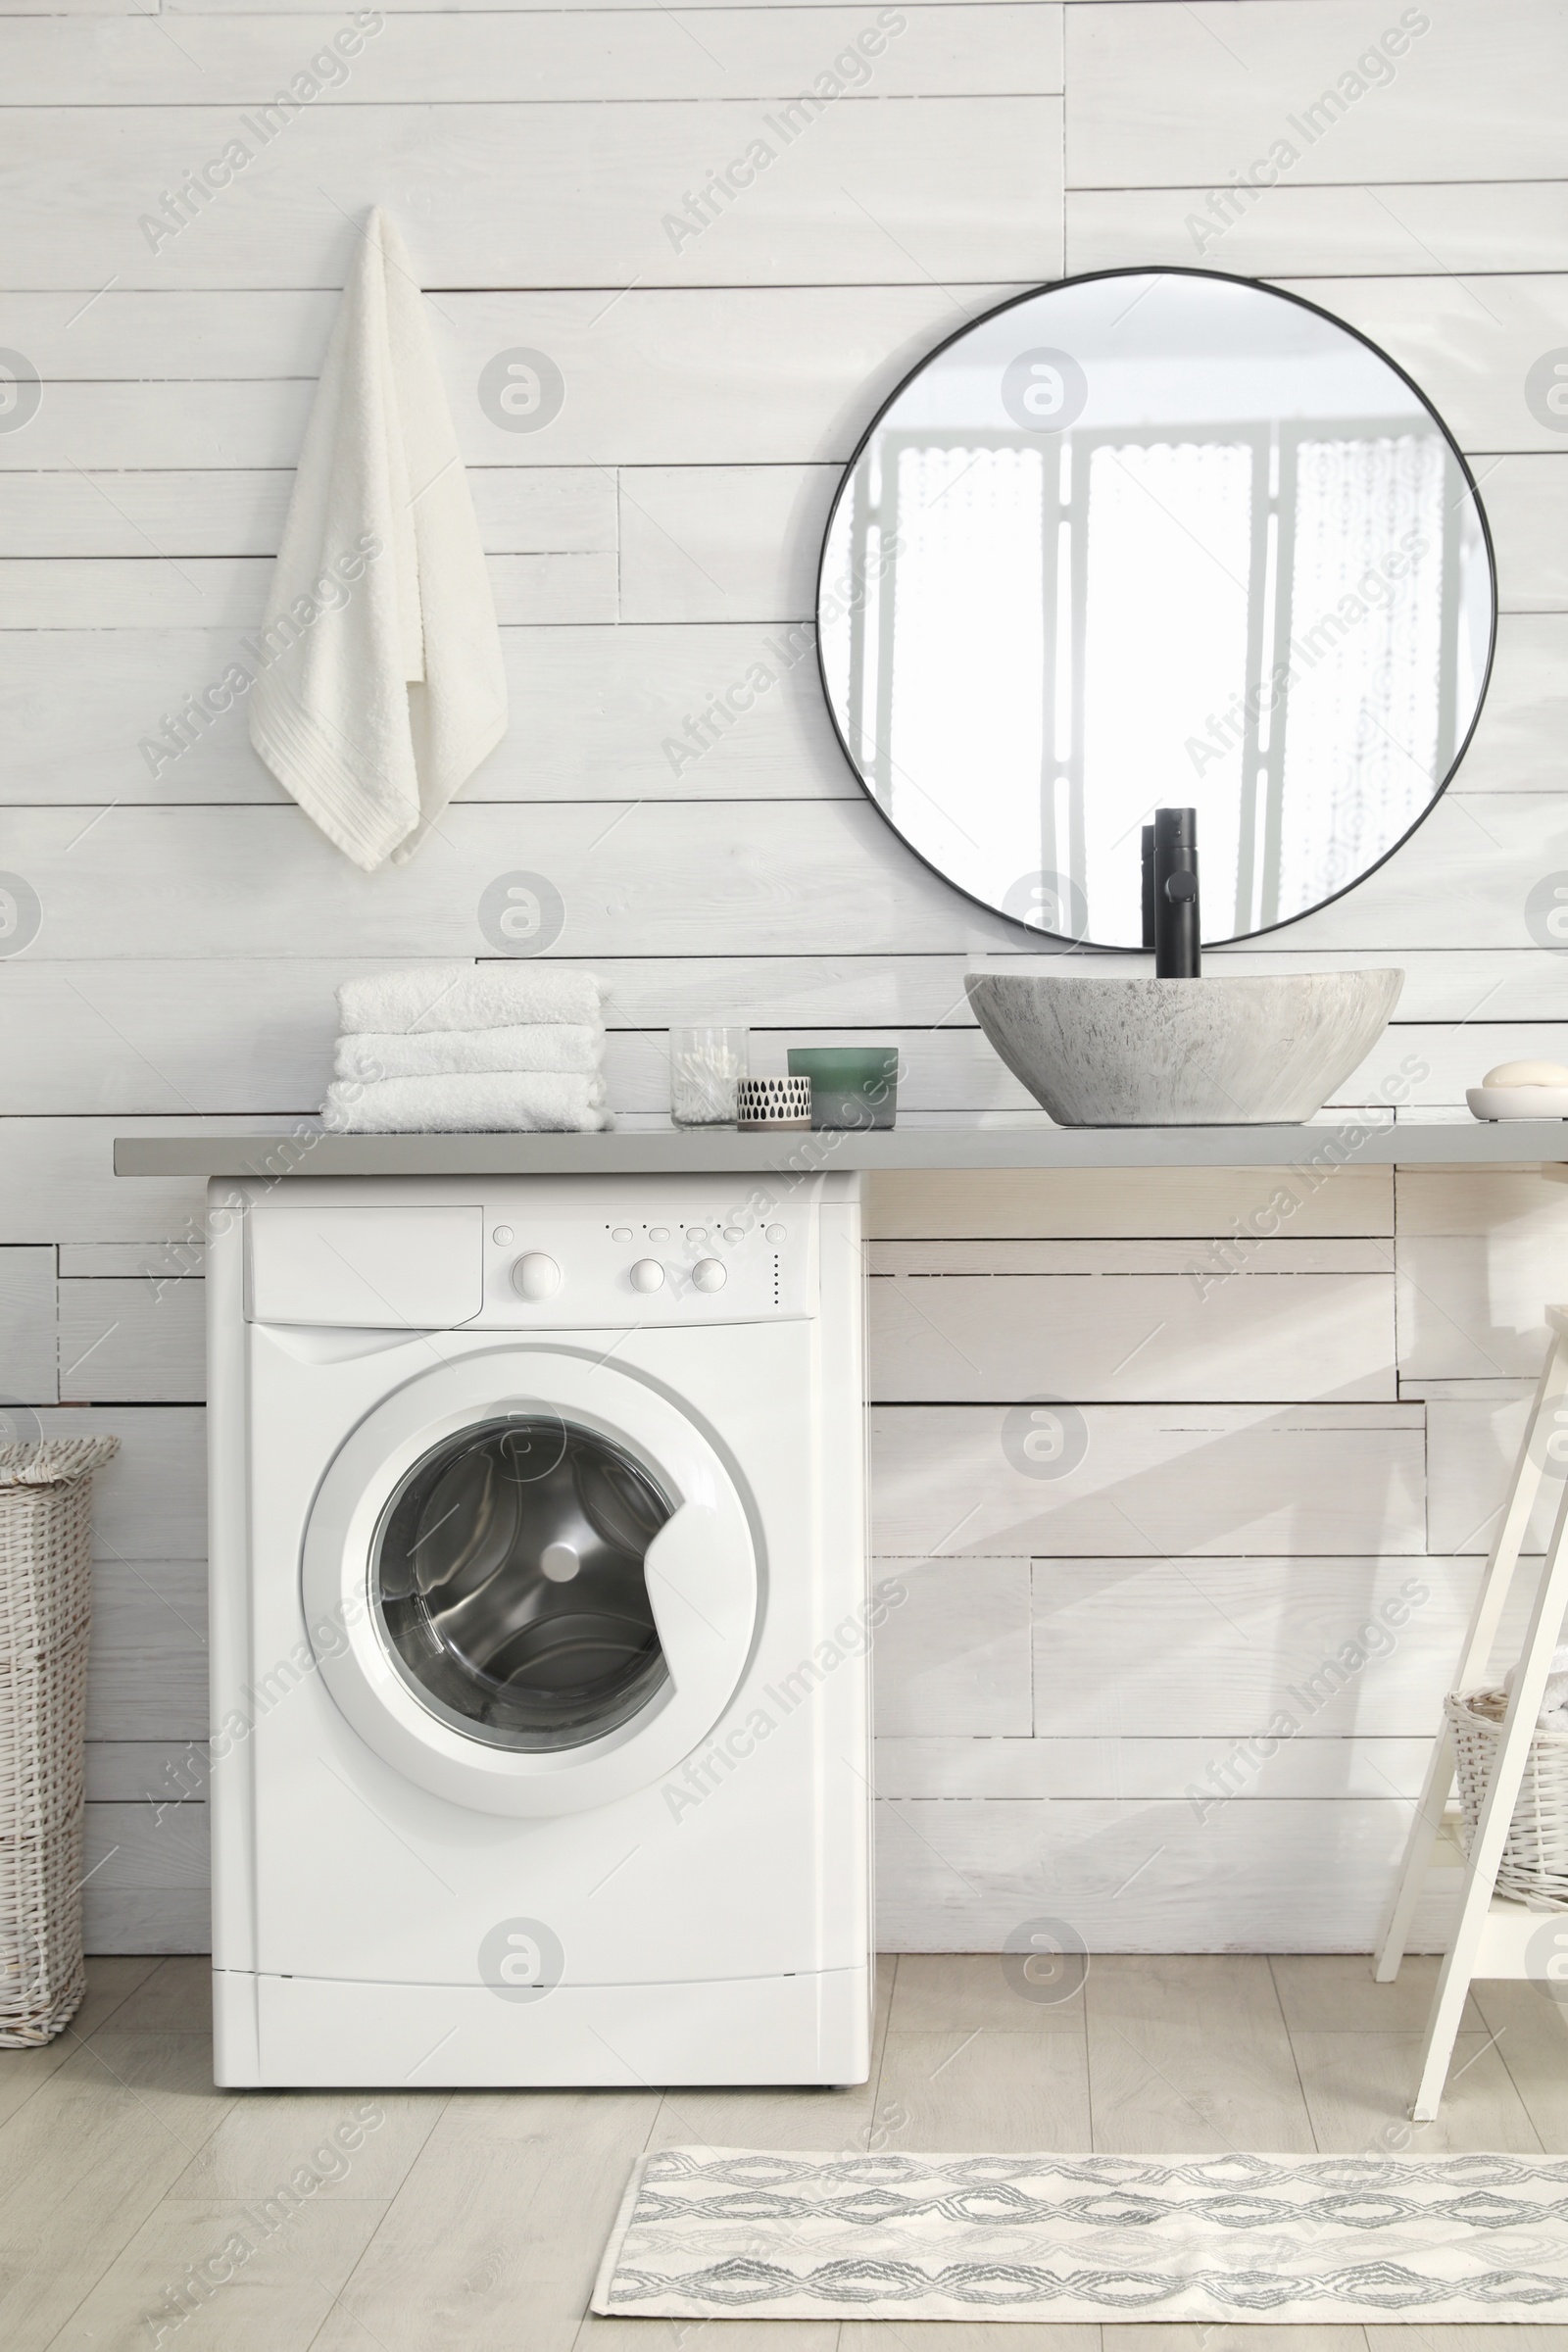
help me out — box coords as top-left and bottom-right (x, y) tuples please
(723, 1227), (744, 1244)
(629, 1258), (664, 1294)
(765, 1224), (786, 1245)
(692, 1258), (727, 1294)
(687, 1226), (708, 1243)
(511, 1251), (562, 1301)
(612, 1225), (633, 1242)
(649, 1225), (670, 1242)
(540, 1542), (580, 1584)
(492, 1224), (514, 1246)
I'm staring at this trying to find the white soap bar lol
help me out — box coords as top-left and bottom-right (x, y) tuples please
(1483, 1059), (1568, 1087)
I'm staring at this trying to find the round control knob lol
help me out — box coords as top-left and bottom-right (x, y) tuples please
(629, 1257), (664, 1294)
(692, 1258), (727, 1293)
(511, 1251), (561, 1300)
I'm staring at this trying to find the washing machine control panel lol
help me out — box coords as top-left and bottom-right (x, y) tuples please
(471, 1200), (811, 1326)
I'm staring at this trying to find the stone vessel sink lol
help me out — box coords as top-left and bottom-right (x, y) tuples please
(965, 969), (1404, 1127)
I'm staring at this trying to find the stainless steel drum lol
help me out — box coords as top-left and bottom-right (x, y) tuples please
(373, 1415), (672, 1750)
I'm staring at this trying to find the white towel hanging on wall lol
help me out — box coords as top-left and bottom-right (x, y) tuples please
(249, 207), (508, 871)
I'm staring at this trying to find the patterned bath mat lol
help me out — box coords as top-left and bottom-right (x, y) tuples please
(592, 2147), (1568, 2324)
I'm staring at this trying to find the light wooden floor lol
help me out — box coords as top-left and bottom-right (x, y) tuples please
(5, 1953), (1567, 2351)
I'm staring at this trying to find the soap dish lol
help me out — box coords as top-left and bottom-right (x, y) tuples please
(737, 1077), (811, 1129)
(1468, 1085), (1568, 1121)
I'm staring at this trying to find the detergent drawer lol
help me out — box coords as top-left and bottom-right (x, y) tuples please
(247, 1202), (483, 1327)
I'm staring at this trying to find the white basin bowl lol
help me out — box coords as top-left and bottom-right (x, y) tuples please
(965, 969), (1404, 1127)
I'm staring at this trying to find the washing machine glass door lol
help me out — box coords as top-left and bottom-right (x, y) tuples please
(374, 1415), (672, 1751)
(302, 1347), (761, 1817)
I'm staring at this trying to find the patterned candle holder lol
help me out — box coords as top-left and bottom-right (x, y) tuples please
(736, 1077), (811, 1129)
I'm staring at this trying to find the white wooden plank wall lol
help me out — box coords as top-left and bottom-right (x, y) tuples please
(3, 0), (1567, 1954)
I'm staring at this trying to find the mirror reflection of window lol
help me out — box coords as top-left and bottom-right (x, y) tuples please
(884, 446), (1046, 891)
(1277, 430), (1452, 923)
(1082, 437), (1255, 945)
(818, 270), (1494, 951)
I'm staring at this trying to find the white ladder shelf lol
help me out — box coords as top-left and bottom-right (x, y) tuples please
(1377, 1308), (1568, 2118)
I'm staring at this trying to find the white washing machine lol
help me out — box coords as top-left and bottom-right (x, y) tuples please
(206, 1172), (871, 2088)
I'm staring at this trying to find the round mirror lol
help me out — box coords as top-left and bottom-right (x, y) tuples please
(817, 267), (1495, 949)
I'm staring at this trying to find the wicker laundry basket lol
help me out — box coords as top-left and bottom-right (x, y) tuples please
(0, 1436), (119, 2043)
(1446, 1687), (1568, 1909)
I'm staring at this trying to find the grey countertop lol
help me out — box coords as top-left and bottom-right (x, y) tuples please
(113, 1116), (1568, 1178)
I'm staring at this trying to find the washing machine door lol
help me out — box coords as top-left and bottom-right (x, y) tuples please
(301, 1348), (759, 1816)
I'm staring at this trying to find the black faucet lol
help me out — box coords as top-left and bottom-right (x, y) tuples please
(1144, 807), (1200, 978)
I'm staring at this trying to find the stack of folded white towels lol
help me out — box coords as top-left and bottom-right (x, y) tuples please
(1505, 1642), (1568, 1732)
(321, 962), (612, 1133)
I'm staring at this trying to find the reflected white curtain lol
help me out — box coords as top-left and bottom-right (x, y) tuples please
(1279, 432), (1447, 917)
(1083, 440), (1255, 944)
(888, 445), (1046, 896)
